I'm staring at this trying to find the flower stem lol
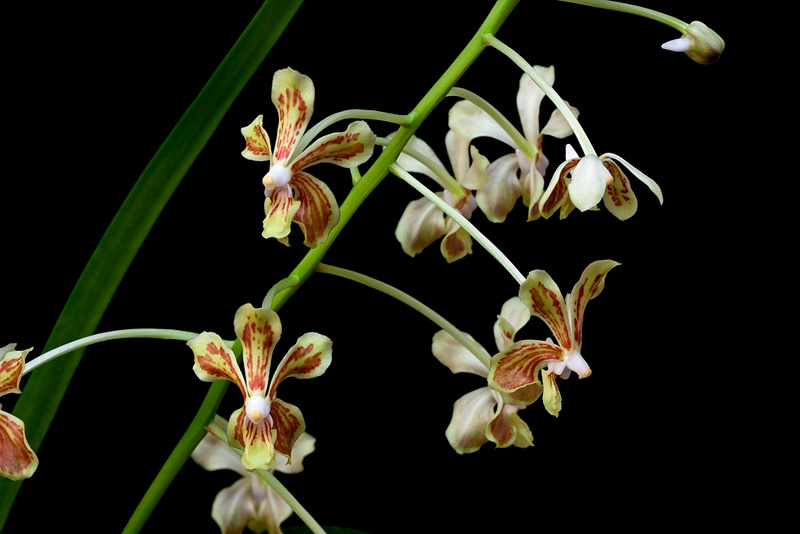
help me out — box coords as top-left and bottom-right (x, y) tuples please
(484, 34), (596, 156)
(391, 164), (525, 285)
(257, 469), (327, 534)
(262, 275), (301, 309)
(558, 0), (688, 31)
(317, 263), (490, 367)
(22, 329), (203, 377)
(447, 86), (535, 160)
(375, 136), (465, 198)
(293, 109), (413, 160)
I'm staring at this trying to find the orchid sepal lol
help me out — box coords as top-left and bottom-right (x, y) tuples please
(0, 345), (38, 480)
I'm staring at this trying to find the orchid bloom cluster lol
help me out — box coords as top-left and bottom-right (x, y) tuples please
(1, 3), (726, 533)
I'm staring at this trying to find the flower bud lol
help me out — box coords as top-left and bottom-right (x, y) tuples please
(662, 21), (725, 65)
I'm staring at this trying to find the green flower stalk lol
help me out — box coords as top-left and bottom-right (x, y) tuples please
(559, 0), (724, 64)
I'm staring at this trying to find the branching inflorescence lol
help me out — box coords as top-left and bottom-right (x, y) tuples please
(2, 1), (724, 532)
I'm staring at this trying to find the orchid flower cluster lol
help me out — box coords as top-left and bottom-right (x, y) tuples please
(1, 1), (724, 533)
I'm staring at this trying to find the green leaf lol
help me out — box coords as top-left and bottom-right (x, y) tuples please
(0, 0), (304, 528)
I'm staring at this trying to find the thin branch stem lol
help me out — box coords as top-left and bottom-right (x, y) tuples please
(375, 136), (464, 197)
(447, 86), (535, 159)
(484, 33), (596, 156)
(22, 329), (202, 377)
(317, 263), (490, 368)
(558, 0), (688, 31)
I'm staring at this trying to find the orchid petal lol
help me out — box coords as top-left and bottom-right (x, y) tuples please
(228, 407), (276, 471)
(273, 432), (315, 475)
(541, 102), (579, 139)
(602, 158), (638, 220)
(462, 145), (490, 190)
(444, 129), (469, 185)
(262, 186), (301, 243)
(431, 330), (490, 378)
(569, 260), (619, 352)
(210, 476), (261, 534)
(519, 270), (573, 349)
(448, 99), (516, 148)
(493, 297), (531, 351)
(240, 115), (272, 162)
(488, 339), (565, 396)
(233, 304), (281, 398)
(520, 164), (545, 221)
(440, 222), (473, 263)
(568, 154), (611, 212)
(269, 398), (306, 462)
(0, 344), (29, 396)
(516, 67), (551, 144)
(271, 67), (314, 164)
(445, 387), (496, 454)
(291, 120), (375, 172)
(539, 157), (578, 219)
(476, 153), (522, 223)
(188, 332), (247, 401)
(392, 133), (449, 186)
(541, 367), (563, 417)
(267, 332), (332, 402)
(395, 196), (447, 257)
(287, 171), (340, 248)
(192, 433), (251, 478)
(602, 153), (663, 205)
(662, 36), (693, 52)
(487, 401), (533, 449)
(0, 411), (38, 481)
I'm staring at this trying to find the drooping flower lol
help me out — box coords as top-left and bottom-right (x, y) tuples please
(539, 144), (664, 220)
(0, 344), (38, 480)
(432, 296), (536, 454)
(488, 260), (619, 416)
(192, 417), (315, 534)
(448, 66), (577, 222)
(394, 130), (490, 262)
(188, 304), (331, 471)
(241, 67), (376, 247)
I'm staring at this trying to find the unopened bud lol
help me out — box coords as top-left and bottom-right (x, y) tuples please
(662, 21), (725, 65)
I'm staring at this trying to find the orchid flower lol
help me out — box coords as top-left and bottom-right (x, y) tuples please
(241, 67), (376, 247)
(188, 304), (332, 471)
(192, 419), (315, 534)
(432, 297), (536, 454)
(539, 144), (664, 220)
(394, 130), (490, 262)
(448, 66), (577, 222)
(488, 260), (618, 416)
(0, 344), (38, 480)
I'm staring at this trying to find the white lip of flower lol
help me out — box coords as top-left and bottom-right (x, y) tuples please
(263, 164), (292, 190)
(245, 395), (272, 425)
(547, 350), (591, 379)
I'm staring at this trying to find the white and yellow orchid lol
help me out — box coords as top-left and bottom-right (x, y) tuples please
(432, 297), (536, 454)
(241, 67), (376, 247)
(448, 66), (577, 222)
(394, 130), (490, 262)
(188, 304), (331, 471)
(488, 260), (618, 416)
(539, 144), (664, 220)
(192, 421), (315, 534)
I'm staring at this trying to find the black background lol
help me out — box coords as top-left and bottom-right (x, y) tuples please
(2, 1), (755, 532)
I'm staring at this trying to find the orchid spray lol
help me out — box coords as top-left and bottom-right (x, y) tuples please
(1, 1), (729, 532)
